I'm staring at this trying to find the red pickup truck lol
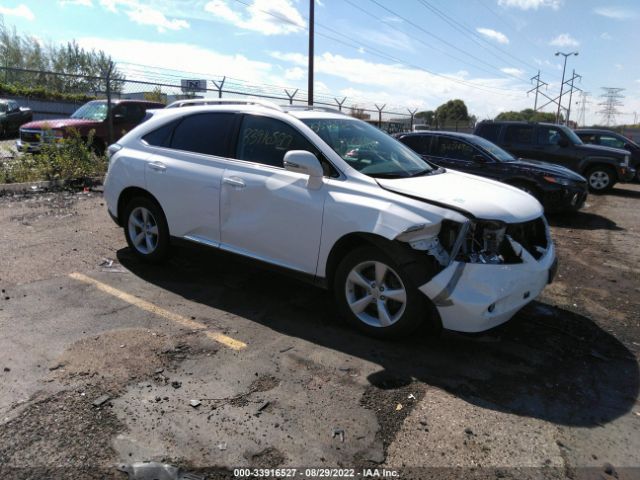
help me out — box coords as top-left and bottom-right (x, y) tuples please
(17, 99), (164, 152)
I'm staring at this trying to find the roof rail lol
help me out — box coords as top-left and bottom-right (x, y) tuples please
(166, 98), (283, 112)
(282, 105), (346, 115)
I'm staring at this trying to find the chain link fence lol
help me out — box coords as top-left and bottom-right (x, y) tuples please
(0, 65), (476, 134)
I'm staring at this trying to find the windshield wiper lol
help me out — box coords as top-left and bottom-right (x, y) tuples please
(408, 167), (442, 177)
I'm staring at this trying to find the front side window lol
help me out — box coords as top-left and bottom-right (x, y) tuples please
(599, 135), (626, 149)
(0, 103), (7, 113)
(435, 137), (475, 161)
(302, 118), (434, 178)
(505, 125), (534, 144)
(236, 115), (319, 168)
(537, 126), (565, 146)
(170, 113), (236, 157)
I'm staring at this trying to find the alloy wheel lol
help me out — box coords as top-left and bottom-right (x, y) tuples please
(127, 206), (159, 254)
(345, 260), (407, 328)
(588, 170), (610, 190)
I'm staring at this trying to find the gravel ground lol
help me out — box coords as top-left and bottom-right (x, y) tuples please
(0, 184), (638, 480)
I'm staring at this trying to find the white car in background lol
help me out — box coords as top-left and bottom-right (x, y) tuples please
(104, 100), (557, 338)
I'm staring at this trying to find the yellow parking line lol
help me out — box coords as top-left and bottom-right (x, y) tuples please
(69, 272), (247, 351)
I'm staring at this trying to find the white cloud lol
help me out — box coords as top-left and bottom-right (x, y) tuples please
(476, 28), (509, 44)
(497, 0), (561, 10)
(593, 7), (638, 20)
(204, 0), (305, 35)
(615, 63), (623, 70)
(501, 67), (524, 77)
(59, 0), (93, 6)
(78, 37), (273, 81)
(0, 4), (35, 20)
(96, 0), (189, 32)
(600, 32), (612, 40)
(549, 33), (579, 47)
(284, 66), (305, 81)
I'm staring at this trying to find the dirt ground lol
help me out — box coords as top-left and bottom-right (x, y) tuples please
(0, 183), (638, 480)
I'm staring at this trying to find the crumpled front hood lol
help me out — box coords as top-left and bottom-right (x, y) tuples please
(20, 118), (101, 130)
(377, 170), (543, 223)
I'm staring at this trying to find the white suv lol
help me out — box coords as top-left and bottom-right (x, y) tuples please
(104, 101), (557, 338)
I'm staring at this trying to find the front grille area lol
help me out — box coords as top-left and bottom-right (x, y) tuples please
(20, 130), (42, 143)
(506, 217), (548, 260)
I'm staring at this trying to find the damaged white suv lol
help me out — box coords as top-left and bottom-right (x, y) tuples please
(104, 100), (557, 337)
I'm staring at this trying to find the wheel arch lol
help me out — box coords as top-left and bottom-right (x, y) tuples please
(117, 187), (163, 227)
(324, 231), (442, 291)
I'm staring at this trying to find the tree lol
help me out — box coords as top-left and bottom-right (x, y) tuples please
(435, 99), (469, 125)
(0, 19), (124, 94)
(415, 110), (435, 125)
(495, 108), (560, 123)
(144, 86), (166, 104)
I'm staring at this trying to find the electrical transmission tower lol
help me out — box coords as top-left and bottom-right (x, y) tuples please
(527, 70), (548, 111)
(597, 88), (625, 126)
(576, 91), (590, 127)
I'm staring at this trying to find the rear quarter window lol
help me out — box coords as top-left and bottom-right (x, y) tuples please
(505, 125), (534, 144)
(476, 123), (501, 143)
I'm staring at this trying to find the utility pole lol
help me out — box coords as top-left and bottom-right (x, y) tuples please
(307, 0), (314, 106)
(284, 88), (298, 105)
(565, 70), (582, 126)
(408, 108), (418, 131)
(555, 51), (578, 124)
(334, 97), (347, 112)
(597, 87), (625, 126)
(212, 76), (225, 98)
(528, 70), (548, 111)
(104, 60), (114, 146)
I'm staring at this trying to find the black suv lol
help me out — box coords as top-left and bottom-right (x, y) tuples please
(395, 131), (587, 212)
(575, 128), (640, 182)
(474, 121), (635, 192)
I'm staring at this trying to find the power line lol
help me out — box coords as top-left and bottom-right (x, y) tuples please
(229, 0), (525, 97)
(343, 0), (524, 82)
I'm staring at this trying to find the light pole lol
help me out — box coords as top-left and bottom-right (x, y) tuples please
(307, 0), (314, 106)
(555, 51), (578, 124)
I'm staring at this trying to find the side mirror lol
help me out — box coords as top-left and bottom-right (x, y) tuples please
(283, 150), (324, 189)
(473, 154), (489, 163)
(558, 138), (569, 148)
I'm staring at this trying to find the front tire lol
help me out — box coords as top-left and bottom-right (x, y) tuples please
(123, 196), (170, 263)
(586, 165), (615, 192)
(334, 246), (440, 338)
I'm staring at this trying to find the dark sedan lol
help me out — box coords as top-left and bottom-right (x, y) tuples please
(575, 128), (640, 182)
(395, 131), (588, 212)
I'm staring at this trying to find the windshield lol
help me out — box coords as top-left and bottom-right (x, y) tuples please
(71, 101), (109, 121)
(470, 135), (516, 162)
(301, 118), (434, 178)
(560, 125), (583, 145)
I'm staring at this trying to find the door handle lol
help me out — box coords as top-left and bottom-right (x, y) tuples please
(148, 161), (166, 172)
(223, 177), (246, 189)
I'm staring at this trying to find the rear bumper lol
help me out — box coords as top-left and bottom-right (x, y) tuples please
(419, 242), (556, 333)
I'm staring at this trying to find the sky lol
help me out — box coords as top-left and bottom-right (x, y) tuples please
(1, 0), (639, 125)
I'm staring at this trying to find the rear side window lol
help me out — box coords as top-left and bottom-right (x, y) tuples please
(476, 123), (500, 142)
(400, 135), (432, 155)
(236, 115), (317, 168)
(170, 113), (236, 156)
(578, 133), (597, 144)
(505, 125), (534, 144)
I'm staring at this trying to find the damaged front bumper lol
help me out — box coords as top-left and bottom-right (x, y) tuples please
(419, 238), (556, 333)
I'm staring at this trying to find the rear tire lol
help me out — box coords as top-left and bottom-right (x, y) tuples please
(333, 246), (440, 338)
(586, 165), (615, 193)
(123, 196), (170, 264)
